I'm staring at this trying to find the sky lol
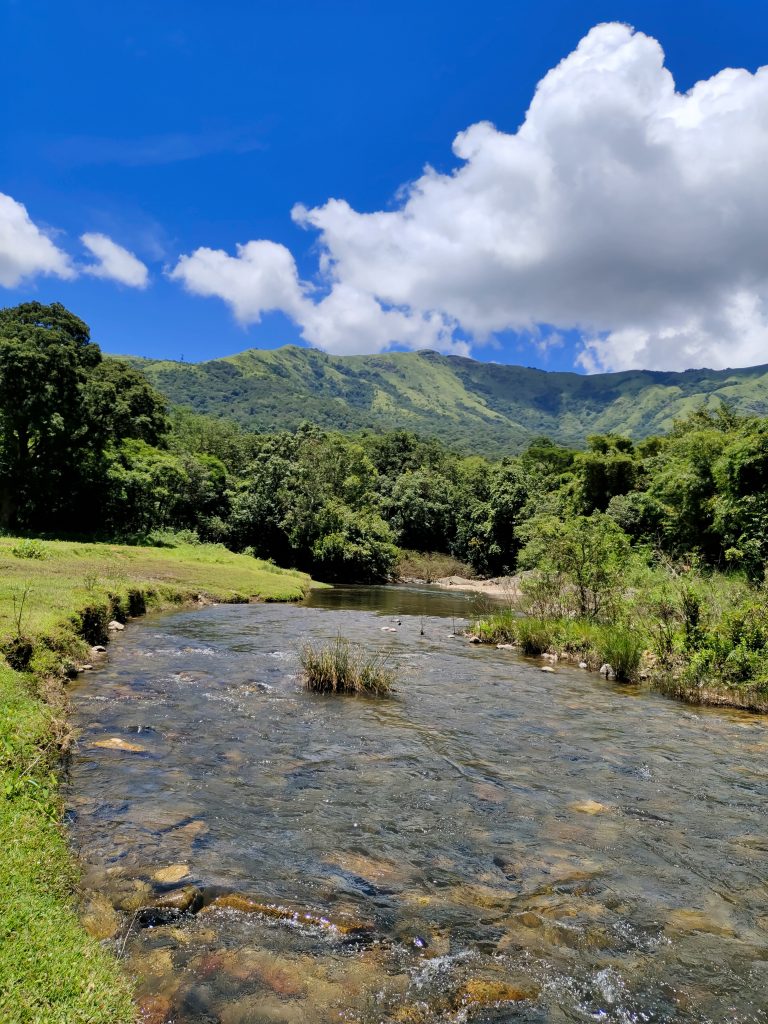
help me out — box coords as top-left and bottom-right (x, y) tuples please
(2, 0), (768, 373)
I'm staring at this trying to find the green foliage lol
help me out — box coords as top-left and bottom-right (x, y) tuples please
(10, 538), (47, 560)
(300, 636), (395, 695)
(518, 512), (636, 620)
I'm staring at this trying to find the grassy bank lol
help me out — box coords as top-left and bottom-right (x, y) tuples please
(471, 567), (768, 711)
(0, 537), (313, 1024)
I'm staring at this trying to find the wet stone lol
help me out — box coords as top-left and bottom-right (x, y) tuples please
(92, 736), (147, 753)
(152, 863), (190, 885)
(136, 993), (172, 1024)
(81, 893), (121, 940)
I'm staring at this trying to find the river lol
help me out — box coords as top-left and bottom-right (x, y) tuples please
(66, 585), (768, 1023)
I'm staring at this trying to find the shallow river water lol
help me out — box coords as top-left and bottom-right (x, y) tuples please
(66, 586), (768, 1023)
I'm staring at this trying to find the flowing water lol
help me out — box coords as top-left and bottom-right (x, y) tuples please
(66, 586), (768, 1023)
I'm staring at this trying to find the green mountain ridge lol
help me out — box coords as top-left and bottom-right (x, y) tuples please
(122, 346), (768, 453)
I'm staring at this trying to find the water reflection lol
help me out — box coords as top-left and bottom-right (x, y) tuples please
(67, 586), (768, 1023)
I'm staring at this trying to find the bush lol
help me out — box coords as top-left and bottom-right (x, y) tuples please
(300, 637), (395, 695)
(395, 550), (475, 583)
(10, 539), (47, 560)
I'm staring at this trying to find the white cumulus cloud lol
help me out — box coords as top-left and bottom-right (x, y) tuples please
(170, 23), (768, 369)
(81, 232), (149, 288)
(0, 192), (74, 287)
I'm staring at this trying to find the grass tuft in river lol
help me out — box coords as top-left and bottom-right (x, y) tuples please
(301, 636), (395, 695)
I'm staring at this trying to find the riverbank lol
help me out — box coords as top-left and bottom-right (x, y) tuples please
(0, 537), (313, 1024)
(470, 600), (768, 712)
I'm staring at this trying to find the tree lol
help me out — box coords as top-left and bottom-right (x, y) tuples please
(0, 302), (101, 530)
(517, 512), (634, 620)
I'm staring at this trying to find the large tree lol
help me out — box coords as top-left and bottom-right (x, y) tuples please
(0, 302), (102, 530)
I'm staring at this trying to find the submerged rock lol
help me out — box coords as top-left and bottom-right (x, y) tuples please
(199, 892), (373, 936)
(454, 977), (539, 1006)
(570, 799), (607, 815)
(152, 864), (190, 885)
(136, 994), (172, 1024)
(666, 908), (736, 937)
(81, 893), (121, 940)
(137, 885), (204, 927)
(92, 736), (147, 753)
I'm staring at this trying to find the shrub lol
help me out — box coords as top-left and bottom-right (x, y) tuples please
(10, 538), (47, 560)
(300, 637), (395, 695)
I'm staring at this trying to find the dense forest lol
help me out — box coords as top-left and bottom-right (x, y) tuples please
(2, 301), (768, 700)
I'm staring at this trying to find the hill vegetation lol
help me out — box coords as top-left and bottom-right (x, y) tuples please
(124, 345), (768, 454)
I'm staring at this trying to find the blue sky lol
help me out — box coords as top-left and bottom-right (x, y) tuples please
(2, 0), (768, 371)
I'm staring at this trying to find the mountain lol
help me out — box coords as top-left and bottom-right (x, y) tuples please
(122, 346), (768, 454)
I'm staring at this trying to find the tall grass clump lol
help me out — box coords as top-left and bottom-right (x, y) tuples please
(301, 637), (395, 695)
(597, 625), (645, 682)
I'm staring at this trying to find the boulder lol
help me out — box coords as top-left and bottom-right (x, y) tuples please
(108, 620), (125, 631)
(599, 663), (616, 679)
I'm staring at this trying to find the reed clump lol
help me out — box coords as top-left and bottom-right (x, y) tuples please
(301, 637), (395, 695)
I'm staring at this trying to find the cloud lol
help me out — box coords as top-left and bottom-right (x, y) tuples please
(170, 23), (768, 369)
(44, 127), (265, 168)
(170, 240), (305, 321)
(81, 233), (149, 288)
(0, 192), (74, 287)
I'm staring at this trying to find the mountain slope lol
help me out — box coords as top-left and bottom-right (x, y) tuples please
(122, 346), (768, 453)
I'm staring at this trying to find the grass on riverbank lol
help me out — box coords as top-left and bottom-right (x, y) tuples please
(0, 537), (313, 1024)
(301, 636), (395, 695)
(471, 566), (768, 707)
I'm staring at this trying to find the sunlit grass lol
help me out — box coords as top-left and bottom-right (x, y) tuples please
(301, 636), (395, 695)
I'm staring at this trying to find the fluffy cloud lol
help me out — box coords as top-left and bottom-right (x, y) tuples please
(0, 192), (74, 287)
(171, 240), (304, 321)
(81, 232), (149, 288)
(170, 23), (768, 369)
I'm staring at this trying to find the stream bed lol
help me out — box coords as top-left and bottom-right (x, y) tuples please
(66, 585), (768, 1023)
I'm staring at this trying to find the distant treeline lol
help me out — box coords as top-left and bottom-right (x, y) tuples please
(2, 302), (768, 587)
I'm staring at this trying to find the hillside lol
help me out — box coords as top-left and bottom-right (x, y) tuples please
(122, 346), (768, 453)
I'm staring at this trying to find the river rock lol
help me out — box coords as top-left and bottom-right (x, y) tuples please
(199, 892), (374, 936)
(540, 665), (555, 673)
(138, 885), (203, 927)
(91, 644), (107, 653)
(578, 661), (588, 669)
(570, 799), (607, 814)
(92, 736), (147, 753)
(114, 879), (153, 912)
(136, 994), (172, 1024)
(599, 663), (616, 679)
(81, 893), (121, 940)
(454, 977), (539, 1006)
(152, 864), (190, 885)
(108, 620), (125, 631)
(219, 994), (305, 1024)
(496, 643), (515, 649)
(665, 908), (736, 937)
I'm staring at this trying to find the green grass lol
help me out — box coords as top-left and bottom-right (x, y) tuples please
(300, 636), (395, 695)
(0, 536), (315, 1023)
(471, 611), (643, 681)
